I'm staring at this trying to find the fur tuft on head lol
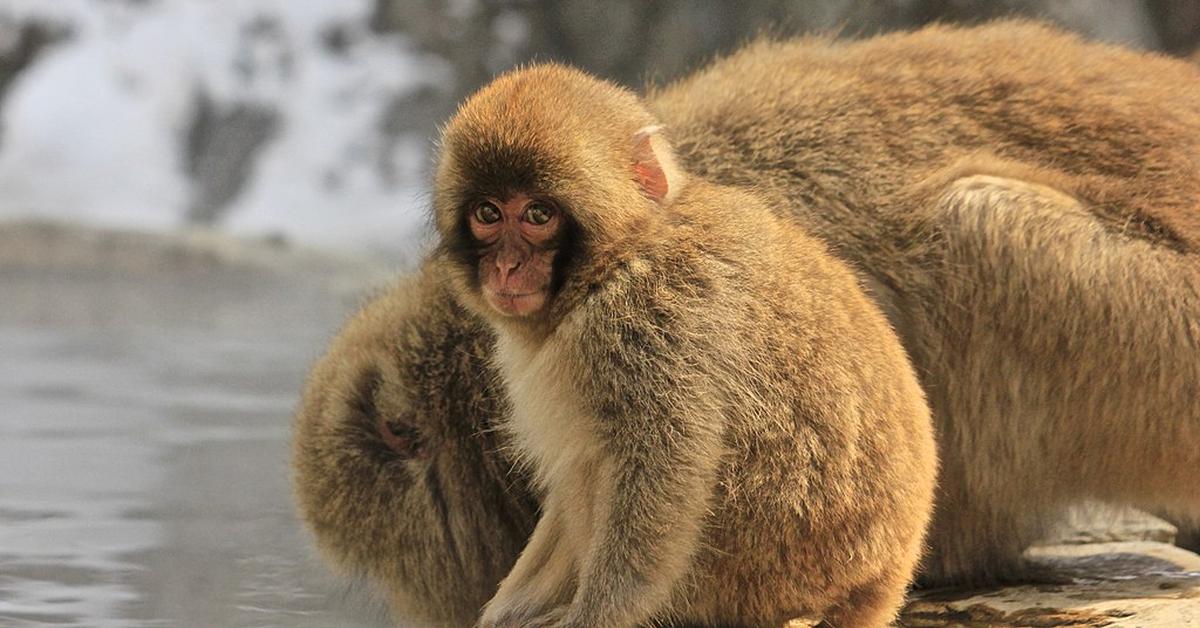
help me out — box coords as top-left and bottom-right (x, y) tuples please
(433, 64), (688, 245)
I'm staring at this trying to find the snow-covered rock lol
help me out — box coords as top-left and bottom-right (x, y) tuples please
(0, 0), (445, 253)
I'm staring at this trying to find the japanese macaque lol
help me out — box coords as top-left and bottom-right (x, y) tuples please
(292, 270), (538, 627)
(432, 65), (937, 628)
(651, 21), (1200, 585)
(293, 18), (1200, 625)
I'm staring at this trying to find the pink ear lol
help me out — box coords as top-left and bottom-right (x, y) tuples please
(632, 130), (670, 203)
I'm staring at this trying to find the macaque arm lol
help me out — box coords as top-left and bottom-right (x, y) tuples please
(558, 292), (725, 627)
(480, 497), (576, 625)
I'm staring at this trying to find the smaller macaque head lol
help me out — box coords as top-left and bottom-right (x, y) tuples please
(433, 64), (687, 321)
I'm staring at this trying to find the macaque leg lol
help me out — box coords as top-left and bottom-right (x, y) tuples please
(914, 174), (1200, 584)
(920, 466), (1062, 586)
(816, 568), (912, 628)
(480, 500), (577, 626)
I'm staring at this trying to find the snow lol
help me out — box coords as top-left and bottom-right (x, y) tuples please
(0, 0), (445, 252)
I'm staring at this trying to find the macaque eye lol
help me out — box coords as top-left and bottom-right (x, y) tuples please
(474, 202), (502, 224)
(523, 202), (555, 225)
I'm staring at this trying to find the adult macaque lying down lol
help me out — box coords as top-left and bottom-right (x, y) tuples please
(293, 19), (1200, 626)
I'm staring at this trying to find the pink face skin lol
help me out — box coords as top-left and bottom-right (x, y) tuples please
(468, 192), (561, 317)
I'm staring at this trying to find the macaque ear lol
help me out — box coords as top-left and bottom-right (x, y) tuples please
(632, 125), (687, 205)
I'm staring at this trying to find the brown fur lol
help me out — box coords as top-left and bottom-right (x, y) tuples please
(651, 20), (1200, 585)
(432, 64), (936, 628)
(292, 19), (1200, 624)
(655, 22), (1200, 255)
(291, 270), (537, 627)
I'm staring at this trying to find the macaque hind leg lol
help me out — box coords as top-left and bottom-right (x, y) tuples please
(916, 174), (1200, 584)
(816, 569), (910, 628)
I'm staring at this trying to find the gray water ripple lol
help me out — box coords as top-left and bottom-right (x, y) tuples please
(0, 269), (389, 627)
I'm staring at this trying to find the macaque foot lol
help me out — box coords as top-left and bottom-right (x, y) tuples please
(478, 604), (570, 628)
(523, 605), (573, 628)
(476, 603), (528, 628)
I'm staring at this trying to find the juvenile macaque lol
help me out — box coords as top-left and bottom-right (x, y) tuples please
(432, 65), (936, 628)
(294, 19), (1200, 624)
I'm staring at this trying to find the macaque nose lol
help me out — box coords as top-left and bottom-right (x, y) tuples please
(496, 256), (522, 285)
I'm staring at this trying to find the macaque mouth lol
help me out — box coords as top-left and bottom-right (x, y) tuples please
(485, 287), (548, 316)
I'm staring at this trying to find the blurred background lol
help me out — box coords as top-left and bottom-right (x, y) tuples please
(1, 0), (1198, 254)
(0, 1), (1197, 626)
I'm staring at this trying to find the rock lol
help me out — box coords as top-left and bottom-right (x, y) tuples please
(901, 542), (1200, 627)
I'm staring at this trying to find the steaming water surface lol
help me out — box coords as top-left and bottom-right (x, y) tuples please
(0, 267), (390, 627)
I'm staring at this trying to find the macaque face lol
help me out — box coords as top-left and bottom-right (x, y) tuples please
(467, 192), (562, 317)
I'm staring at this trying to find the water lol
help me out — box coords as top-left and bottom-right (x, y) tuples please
(5, 233), (1195, 627)
(0, 266), (393, 627)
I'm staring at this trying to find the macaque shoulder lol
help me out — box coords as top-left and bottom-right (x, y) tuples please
(668, 180), (780, 232)
(653, 181), (788, 275)
(565, 216), (764, 357)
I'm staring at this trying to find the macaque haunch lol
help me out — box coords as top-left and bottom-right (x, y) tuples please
(293, 19), (1200, 625)
(431, 65), (936, 628)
